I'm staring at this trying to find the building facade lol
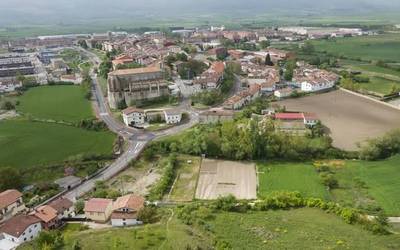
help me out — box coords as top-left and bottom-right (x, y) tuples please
(107, 66), (169, 109)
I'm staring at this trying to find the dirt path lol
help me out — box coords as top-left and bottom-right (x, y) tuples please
(158, 208), (174, 250)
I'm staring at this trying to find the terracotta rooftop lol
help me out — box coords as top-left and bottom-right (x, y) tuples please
(0, 215), (41, 238)
(109, 66), (161, 76)
(113, 194), (145, 212)
(0, 190), (23, 210)
(32, 205), (58, 223)
(84, 198), (113, 213)
(48, 197), (73, 214)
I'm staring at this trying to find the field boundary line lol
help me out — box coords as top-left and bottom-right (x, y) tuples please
(339, 88), (400, 111)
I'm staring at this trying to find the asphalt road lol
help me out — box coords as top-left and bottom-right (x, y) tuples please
(61, 47), (199, 201)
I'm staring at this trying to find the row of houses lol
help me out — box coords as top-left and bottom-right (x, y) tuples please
(223, 84), (261, 110)
(192, 61), (225, 89)
(84, 195), (145, 226)
(0, 189), (74, 250)
(122, 107), (183, 127)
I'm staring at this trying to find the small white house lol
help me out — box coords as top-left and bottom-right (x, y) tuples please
(122, 107), (145, 126)
(0, 215), (42, 250)
(164, 110), (182, 124)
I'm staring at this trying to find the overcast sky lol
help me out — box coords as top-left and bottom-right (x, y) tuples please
(0, 0), (399, 26)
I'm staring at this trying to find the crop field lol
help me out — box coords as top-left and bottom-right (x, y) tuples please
(0, 120), (115, 170)
(257, 162), (330, 200)
(277, 89), (400, 150)
(211, 208), (400, 250)
(168, 155), (201, 202)
(195, 159), (257, 200)
(17, 86), (93, 122)
(312, 33), (400, 62)
(331, 155), (400, 216)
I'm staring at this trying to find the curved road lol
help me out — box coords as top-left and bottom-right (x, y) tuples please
(63, 48), (199, 201)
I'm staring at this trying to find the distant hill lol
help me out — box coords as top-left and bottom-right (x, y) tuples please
(1, 0), (400, 26)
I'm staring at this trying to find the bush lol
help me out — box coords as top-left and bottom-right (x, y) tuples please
(319, 173), (339, 189)
(137, 206), (159, 223)
(359, 129), (400, 160)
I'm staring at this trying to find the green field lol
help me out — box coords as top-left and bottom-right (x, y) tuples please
(359, 76), (400, 95)
(0, 120), (114, 172)
(211, 208), (400, 250)
(18, 86), (93, 122)
(332, 156), (400, 216)
(258, 162), (330, 200)
(258, 157), (400, 215)
(313, 34), (400, 62)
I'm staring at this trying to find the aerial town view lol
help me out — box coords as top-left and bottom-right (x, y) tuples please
(0, 0), (400, 249)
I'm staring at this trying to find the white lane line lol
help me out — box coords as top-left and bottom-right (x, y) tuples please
(99, 113), (108, 116)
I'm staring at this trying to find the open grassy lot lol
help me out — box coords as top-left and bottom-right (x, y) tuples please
(277, 89), (400, 150)
(0, 120), (115, 170)
(168, 155), (201, 202)
(257, 162), (330, 200)
(17, 86), (93, 122)
(211, 208), (400, 250)
(312, 33), (400, 62)
(21, 207), (400, 250)
(20, 215), (212, 250)
(331, 155), (400, 216)
(358, 76), (400, 95)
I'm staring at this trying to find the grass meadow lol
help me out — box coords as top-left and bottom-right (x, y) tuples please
(331, 155), (400, 216)
(17, 85), (93, 122)
(257, 162), (330, 200)
(20, 208), (400, 250)
(312, 33), (400, 63)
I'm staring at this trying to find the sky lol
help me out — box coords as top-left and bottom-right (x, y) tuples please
(0, 0), (399, 26)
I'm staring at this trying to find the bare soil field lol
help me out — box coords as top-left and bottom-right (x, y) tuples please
(278, 89), (400, 150)
(195, 159), (257, 200)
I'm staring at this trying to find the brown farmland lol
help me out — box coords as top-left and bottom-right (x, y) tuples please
(195, 159), (257, 200)
(277, 89), (400, 151)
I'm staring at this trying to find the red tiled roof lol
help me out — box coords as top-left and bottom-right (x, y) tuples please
(113, 194), (145, 212)
(0, 190), (22, 210)
(274, 113), (304, 120)
(48, 197), (73, 214)
(32, 205), (58, 223)
(84, 198), (112, 213)
(0, 215), (41, 238)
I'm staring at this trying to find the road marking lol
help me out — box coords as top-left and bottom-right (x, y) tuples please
(99, 113), (108, 116)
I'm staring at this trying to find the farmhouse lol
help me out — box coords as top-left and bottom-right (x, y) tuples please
(0, 190), (26, 222)
(48, 197), (75, 219)
(31, 205), (61, 230)
(107, 65), (169, 109)
(274, 112), (319, 126)
(111, 194), (145, 227)
(84, 198), (113, 223)
(122, 107), (145, 126)
(0, 215), (42, 250)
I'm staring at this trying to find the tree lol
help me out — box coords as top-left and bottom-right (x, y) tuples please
(78, 40), (88, 49)
(1, 101), (15, 110)
(284, 60), (296, 81)
(137, 206), (158, 223)
(75, 199), (85, 214)
(35, 231), (64, 250)
(259, 40), (270, 49)
(0, 167), (22, 190)
(265, 53), (274, 66)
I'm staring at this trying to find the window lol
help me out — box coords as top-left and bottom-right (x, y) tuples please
(24, 238), (27, 241)
(34, 225), (37, 228)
